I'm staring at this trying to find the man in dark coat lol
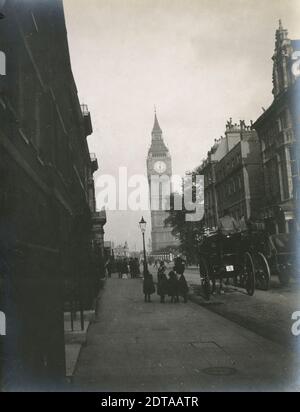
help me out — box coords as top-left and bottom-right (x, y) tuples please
(168, 270), (179, 303)
(143, 272), (155, 302)
(174, 256), (185, 275)
(157, 262), (168, 303)
(134, 258), (141, 277)
(129, 258), (135, 278)
(116, 259), (122, 278)
(178, 274), (189, 303)
(121, 259), (129, 278)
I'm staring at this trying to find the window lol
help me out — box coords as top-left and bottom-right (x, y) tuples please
(290, 147), (299, 177)
(278, 110), (288, 131)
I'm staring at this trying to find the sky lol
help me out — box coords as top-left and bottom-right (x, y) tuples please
(63, 0), (300, 251)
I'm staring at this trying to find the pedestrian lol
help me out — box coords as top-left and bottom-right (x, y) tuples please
(105, 258), (112, 278)
(134, 257), (141, 277)
(157, 261), (168, 303)
(121, 258), (129, 279)
(129, 258), (135, 278)
(143, 272), (155, 302)
(168, 270), (179, 303)
(178, 273), (189, 303)
(174, 255), (185, 276)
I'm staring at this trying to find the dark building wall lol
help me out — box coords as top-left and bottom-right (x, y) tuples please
(200, 158), (218, 229)
(253, 22), (299, 234)
(0, 0), (100, 388)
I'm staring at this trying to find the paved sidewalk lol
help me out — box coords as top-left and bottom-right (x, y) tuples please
(64, 311), (94, 379)
(73, 275), (300, 392)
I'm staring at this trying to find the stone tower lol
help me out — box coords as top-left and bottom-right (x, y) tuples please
(146, 112), (179, 252)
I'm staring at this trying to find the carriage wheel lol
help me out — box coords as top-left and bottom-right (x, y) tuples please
(199, 257), (211, 300)
(243, 252), (255, 296)
(254, 252), (271, 291)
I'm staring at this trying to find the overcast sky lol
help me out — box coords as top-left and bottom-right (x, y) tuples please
(63, 0), (300, 251)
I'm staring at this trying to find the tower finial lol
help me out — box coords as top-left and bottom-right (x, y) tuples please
(152, 109), (162, 138)
(279, 19), (283, 30)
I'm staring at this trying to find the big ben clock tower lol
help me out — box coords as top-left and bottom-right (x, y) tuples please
(147, 112), (179, 252)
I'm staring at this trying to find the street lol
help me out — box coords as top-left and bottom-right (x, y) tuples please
(150, 264), (300, 348)
(73, 273), (300, 392)
(184, 267), (300, 349)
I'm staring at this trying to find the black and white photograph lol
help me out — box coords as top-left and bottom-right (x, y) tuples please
(0, 0), (300, 395)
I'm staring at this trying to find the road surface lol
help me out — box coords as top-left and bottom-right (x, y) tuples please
(73, 274), (300, 392)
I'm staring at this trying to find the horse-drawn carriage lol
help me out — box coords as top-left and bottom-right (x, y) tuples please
(198, 226), (299, 299)
(198, 231), (256, 300)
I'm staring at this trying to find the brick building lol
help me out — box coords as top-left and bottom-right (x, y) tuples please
(0, 0), (106, 388)
(253, 21), (300, 234)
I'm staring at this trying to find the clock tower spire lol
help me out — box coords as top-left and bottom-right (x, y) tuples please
(152, 110), (162, 139)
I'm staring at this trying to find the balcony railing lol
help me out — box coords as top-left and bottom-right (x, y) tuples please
(92, 209), (107, 225)
(80, 104), (89, 116)
(90, 153), (98, 173)
(80, 103), (93, 137)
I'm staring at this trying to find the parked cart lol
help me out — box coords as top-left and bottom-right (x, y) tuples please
(267, 232), (299, 286)
(198, 231), (255, 300)
(240, 229), (271, 290)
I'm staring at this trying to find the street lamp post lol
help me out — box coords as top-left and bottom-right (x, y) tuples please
(139, 216), (148, 276)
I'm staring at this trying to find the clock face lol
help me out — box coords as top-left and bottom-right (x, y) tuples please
(154, 161), (167, 174)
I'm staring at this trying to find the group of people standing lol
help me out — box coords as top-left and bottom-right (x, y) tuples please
(115, 257), (141, 279)
(143, 257), (189, 303)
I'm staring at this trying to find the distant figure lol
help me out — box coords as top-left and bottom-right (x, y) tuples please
(129, 258), (135, 279)
(133, 257), (141, 278)
(218, 209), (240, 234)
(105, 259), (112, 278)
(174, 256), (185, 275)
(157, 262), (168, 303)
(116, 259), (122, 279)
(121, 258), (129, 279)
(143, 272), (155, 302)
(178, 273), (189, 303)
(168, 271), (179, 303)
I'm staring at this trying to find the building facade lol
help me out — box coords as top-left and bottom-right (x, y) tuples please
(197, 143), (219, 229)
(114, 242), (130, 259)
(0, 0), (105, 388)
(253, 21), (300, 234)
(146, 113), (179, 252)
(215, 120), (264, 221)
(198, 119), (264, 228)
